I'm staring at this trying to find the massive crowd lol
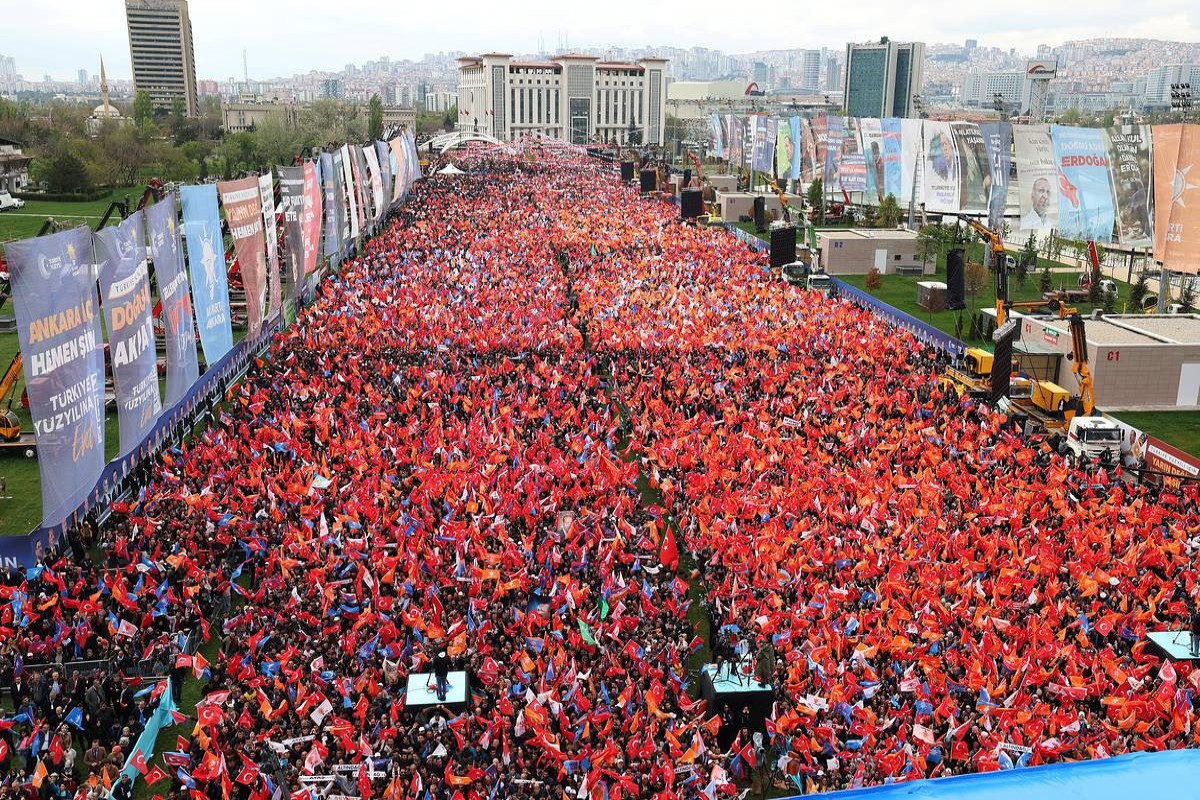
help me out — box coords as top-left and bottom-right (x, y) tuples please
(2, 149), (1200, 800)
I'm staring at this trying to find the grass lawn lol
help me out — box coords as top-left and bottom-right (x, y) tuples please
(1109, 411), (1200, 459)
(0, 186), (148, 243)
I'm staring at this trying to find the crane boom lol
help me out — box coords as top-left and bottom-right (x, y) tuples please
(1067, 311), (1096, 417)
(0, 352), (22, 406)
(965, 218), (1011, 329)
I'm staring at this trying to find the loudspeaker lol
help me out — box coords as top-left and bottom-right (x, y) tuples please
(946, 248), (966, 310)
(990, 325), (1014, 404)
(620, 161), (635, 182)
(770, 226), (796, 269)
(639, 169), (657, 193)
(681, 189), (703, 219)
(753, 196), (766, 232)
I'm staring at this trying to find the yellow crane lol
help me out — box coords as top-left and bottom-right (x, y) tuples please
(0, 353), (24, 442)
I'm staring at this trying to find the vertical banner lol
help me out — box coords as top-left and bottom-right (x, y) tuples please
(900, 119), (923, 206)
(881, 117), (903, 201)
(339, 144), (360, 241)
(774, 117), (793, 182)
(980, 121), (1013, 232)
(1013, 124), (1060, 235)
(4, 227), (105, 529)
(389, 138), (408, 204)
(797, 117), (816, 183)
(363, 144), (386, 226)
(217, 176), (268, 338)
(709, 113), (725, 160)
(353, 146), (373, 233)
(1051, 125), (1117, 243)
(320, 152), (344, 256)
(278, 166), (306, 302)
(952, 121), (990, 215)
(727, 115), (744, 172)
(1105, 124), (1154, 248)
(859, 118), (885, 204)
(375, 141), (394, 214)
(922, 121), (960, 213)
(811, 116), (829, 186)
(94, 212), (161, 455)
(406, 129), (422, 182)
(823, 115), (844, 191)
(302, 161), (323, 277)
(839, 118), (867, 193)
(1153, 124), (1200, 272)
(179, 185), (233, 363)
(146, 194), (199, 407)
(750, 116), (772, 173)
(258, 173), (282, 320)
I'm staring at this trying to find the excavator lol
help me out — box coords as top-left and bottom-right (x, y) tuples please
(0, 352), (36, 457)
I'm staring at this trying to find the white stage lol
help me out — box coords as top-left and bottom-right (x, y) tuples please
(405, 670), (469, 706)
(700, 662), (772, 692)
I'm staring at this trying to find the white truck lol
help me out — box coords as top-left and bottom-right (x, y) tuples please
(0, 192), (24, 211)
(1059, 415), (1123, 465)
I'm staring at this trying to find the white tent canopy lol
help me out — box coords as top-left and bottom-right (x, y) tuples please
(438, 163), (466, 175)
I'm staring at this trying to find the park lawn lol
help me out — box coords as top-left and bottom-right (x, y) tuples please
(0, 186), (148, 243)
(1110, 411), (1200, 459)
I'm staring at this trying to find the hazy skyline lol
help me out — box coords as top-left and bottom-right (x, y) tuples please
(9, 0), (1200, 81)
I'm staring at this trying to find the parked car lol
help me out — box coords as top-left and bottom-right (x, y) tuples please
(0, 192), (25, 211)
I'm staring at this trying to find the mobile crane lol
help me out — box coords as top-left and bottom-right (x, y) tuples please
(686, 152), (722, 227)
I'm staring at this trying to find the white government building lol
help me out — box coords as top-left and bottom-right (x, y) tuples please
(457, 53), (668, 146)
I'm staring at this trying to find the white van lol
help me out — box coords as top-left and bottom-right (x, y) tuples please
(0, 192), (25, 211)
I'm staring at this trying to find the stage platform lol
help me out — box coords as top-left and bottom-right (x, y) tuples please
(405, 670), (469, 708)
(1146, 630), (1200, 661)
(700, 661), (774, 750)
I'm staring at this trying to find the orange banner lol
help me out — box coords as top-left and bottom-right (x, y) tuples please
(1152, 124), (1200, 273)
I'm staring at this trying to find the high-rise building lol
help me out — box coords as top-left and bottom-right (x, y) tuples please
(843, 37), (925, 118)
(1143, 64), (1200, 108)
(753, 61), (768, 87)
(0, 55), (16, 83)
(457, 53), (668, 146)
(960, 69), (1024, 109)
(801, 50), (821, 91)
(125, 0), (199, 116)
(78, 68), (89, 85)
(320, 78), (344, 100)
(824, 56), (841, 92)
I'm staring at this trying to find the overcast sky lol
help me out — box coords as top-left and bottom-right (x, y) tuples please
(11, 0), (1200, 81)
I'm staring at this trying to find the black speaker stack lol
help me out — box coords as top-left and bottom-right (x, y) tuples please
(681, 189), (703, 220)
(946, 248), (966, 310)
(770, 226), (796, 269)
(639, 169), (657, 193)
(620, 161), (635, 182)
(990, 325), (1014, 405)
(753, 196), (766, 232)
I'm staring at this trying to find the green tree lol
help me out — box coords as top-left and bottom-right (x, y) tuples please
(1039, 267), (1053, 294)
(626, 120), (642, 146)
(916, 224), (941, 270)
(1181, 279), (1197, 313)
(877, 193), (901, 228)
(368, 94), (383, 140)
(43, 149), (94, 193)
(181, 140), (213, 180)
(965, 261), (988, 311)
(132, 90), (154, 130)
(806, 178), (823, 223)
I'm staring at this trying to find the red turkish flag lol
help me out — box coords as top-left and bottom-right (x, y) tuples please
(131, 750), (149, 775)
(145, 765), (169, 785)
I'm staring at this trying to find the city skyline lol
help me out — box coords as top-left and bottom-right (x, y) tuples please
(9, 0), (1200, 82)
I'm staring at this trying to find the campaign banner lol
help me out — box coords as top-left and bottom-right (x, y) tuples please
(839, 118), (867, 193)
(353, 146), (373, 232)
(980, 121), (1013, 232)
(95, 212), (161, 455)
(179, 184), (233, 363)
(320, 152), (343, 255)
(218, 176), (268, 338)
(1153, 124), (1200, 271)
(881, 118), (904, 201)
(900, 119), (923, 204)
(389, 137), (409, 204)
(332, 149), (352, 246)
(709, 113), (725, 160)
(258, 173), (282, 320)
(278, 166), (306, 302)
(1013, 124), (1059, 235)
(1050, 125), (1116, 242)
(375, 140), (393, 213)
(145, 194), (200, 408)
(796, 117), (817, 184)
(823, 115), (844, 191)
(922, 121), (960, 213)
(302, 161), (323, 276)
(774, 117), (793, 181)
(727, 115), (744, 171)
(1104, 125), (1154, 248)
(363, 144), (385, 225)
(339, 144), (360, 241)
(811, 116), (829, 187)
(749, 116), (769, 173)
(859, 118), (885, 204)
(4, 227), (106, 528)
(404, 129), (421, 182)
(953, 121), (990, 215)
